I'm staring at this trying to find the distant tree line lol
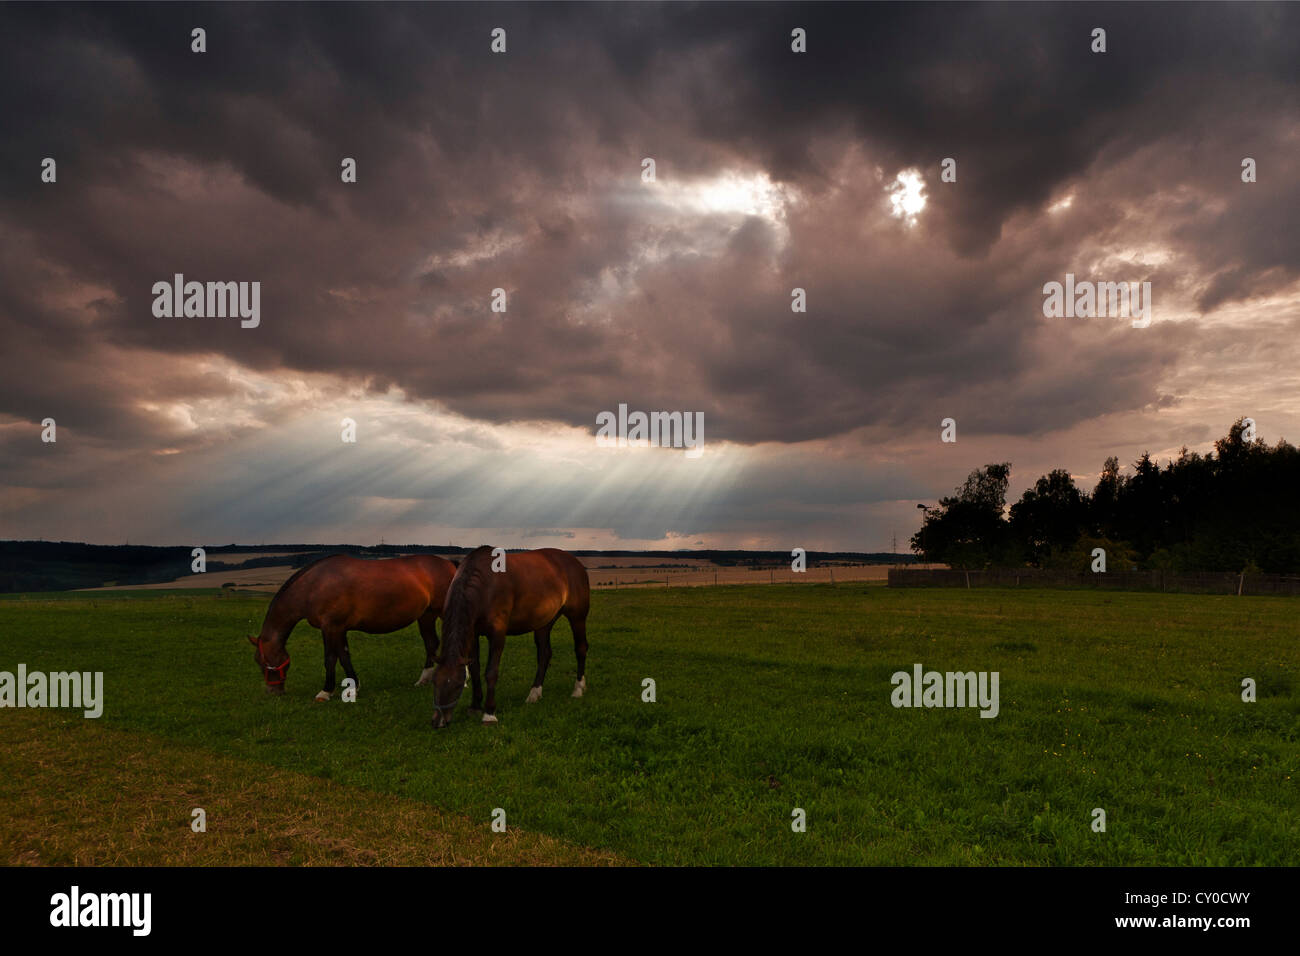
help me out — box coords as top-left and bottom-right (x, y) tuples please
(0, 539), (920, 593)
(911, 420), (1300, 573)
(0, 542), (191, 592)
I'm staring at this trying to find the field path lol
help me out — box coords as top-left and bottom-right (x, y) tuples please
(0, 711), (628, 866)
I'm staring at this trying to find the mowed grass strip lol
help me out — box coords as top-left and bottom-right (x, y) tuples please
(0, 710), (625, 866)
(0, 585), (1296, 865)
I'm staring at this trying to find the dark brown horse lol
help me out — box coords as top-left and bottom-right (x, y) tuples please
(248, 553), (456, 700)
(430, 546), (590, 727)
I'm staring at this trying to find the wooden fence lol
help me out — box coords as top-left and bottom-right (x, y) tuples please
(887, 567), (1300, 596)
(587, 564), (944, 589)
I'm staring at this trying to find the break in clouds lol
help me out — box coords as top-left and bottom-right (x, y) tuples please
(2, 3), (1299, 549)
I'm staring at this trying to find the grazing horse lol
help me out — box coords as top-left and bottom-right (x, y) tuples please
(248, 553), (456, 700)
(430, 546), (590, 727)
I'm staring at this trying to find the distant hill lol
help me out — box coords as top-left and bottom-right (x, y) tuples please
(0, 540), (918, 593)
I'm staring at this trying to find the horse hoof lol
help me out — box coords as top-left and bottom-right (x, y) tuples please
(526, 686), (543, 704)
(571, 677), (586, 698)
(314, 690), (332, 702)
(415, 667), (435, 686)
(481, 713), (498, 724)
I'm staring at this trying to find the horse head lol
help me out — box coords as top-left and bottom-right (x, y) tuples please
(248, 633), (290, 695)
(430, 653), (470, 728)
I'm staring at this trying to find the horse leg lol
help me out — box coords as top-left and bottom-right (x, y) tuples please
(526, 622), (554, 703)
(481, 629), (506, 724)
(570, 613), (589, 698)
(415, 609), (440, 686)
(316, 628), (342, 701)
(467, 634), (483, 714)
(338, 632), (359, 695)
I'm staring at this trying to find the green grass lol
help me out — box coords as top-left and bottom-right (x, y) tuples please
(0, 708), (625, 866)
(1, 585), (1296, 865)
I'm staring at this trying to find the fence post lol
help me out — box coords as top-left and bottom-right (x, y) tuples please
(1237, 572), (1244, 596)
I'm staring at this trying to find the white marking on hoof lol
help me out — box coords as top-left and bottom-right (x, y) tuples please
(572, 677), (586, 698)
(314, 690), (332, 702)
(481, 712), (499, 724)
(415, 667), (435, 686)
(526, 686), (543, 704)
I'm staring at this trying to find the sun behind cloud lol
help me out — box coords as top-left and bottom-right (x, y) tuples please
(887, 168), (927, 226)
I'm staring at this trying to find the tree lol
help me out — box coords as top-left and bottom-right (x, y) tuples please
(910, 422), (1300, 573)
(1009, 469), (1089, 566)
(911, 463), (1014, 569)
(1091, 455), (1122, 539)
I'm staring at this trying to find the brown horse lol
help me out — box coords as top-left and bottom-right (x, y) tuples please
(430, 546), (590, 727)
(248, 553), (456, 700)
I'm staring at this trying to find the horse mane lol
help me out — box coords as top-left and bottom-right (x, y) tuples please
(268, 553), (345, 611)
(440, 546), (493, 661)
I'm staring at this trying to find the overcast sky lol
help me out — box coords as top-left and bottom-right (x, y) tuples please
(2, 2), (1298, 551)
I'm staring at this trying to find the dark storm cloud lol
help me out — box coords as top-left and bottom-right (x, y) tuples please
(1, 0), (1297, 470)
(683, 2), (1300, 253)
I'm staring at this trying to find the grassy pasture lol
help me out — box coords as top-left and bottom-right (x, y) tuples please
(0, 585), (1296, 865)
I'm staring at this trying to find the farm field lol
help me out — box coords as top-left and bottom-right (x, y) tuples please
(0, 585), (1296, 866)
(77, 560), (938, 593)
